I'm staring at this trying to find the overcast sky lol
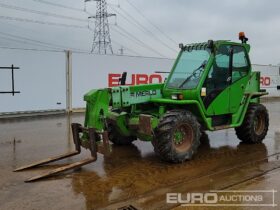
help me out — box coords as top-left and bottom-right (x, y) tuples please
(0, 0), (279, 65)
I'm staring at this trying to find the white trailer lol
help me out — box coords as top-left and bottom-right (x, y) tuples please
(252, 64), (280, 97)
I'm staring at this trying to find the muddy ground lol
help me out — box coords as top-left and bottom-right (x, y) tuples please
(0, 99), (279, 210)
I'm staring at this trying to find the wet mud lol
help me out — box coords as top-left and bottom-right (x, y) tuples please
(0, 100), (279, 210)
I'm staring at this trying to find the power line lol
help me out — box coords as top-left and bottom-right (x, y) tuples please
(0, 31), (62, 49)
(126, 0), (177, 45)
(0, 45), (65, 52)
(0, 15), (88, 29)
(111, 39), (141, 56)
(115, 24), (167, 57)
(0, 31), (88, 52)
(0, 45), (155, 58)
(109, 4), (176, 53)
(31, 0), (83, 12)
(0, 34), (62, 50)
(30, 0), (177, 48)
(110, 25), (147, 51)
(108, 5), (150, 35)
(100, 26), (150, 56)
(0, 3), (87, 22)
(0, 21), (89, 52)
(0, 0), (174, 57)
(112, 24), (167, 58)
(113, 5), (177, 53)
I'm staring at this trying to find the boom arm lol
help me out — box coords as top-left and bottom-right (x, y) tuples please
(84, 88), (111, 130)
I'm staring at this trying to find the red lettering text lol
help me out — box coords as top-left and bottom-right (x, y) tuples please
(108, 73), (121, 87)
(108, 73), (163, 87)
(260, 76), (271, 86)
(136, 74), (149, 85)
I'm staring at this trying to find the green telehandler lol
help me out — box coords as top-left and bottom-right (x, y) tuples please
(15, 32), (269, 182)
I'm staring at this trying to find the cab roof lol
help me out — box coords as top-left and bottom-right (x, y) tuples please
(181, 40), (250, 53)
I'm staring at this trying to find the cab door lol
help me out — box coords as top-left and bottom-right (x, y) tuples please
(229, 46), (250, 113)
(202, 44), (232, 116)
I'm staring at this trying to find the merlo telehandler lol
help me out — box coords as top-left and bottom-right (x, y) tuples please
(15, 32), (269, 182)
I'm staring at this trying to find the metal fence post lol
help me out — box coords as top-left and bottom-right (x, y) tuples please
(66, 50), (72, 113)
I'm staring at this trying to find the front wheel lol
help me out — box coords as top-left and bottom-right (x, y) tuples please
(235, 103), (269, 143)
(152, 110), (201, 163)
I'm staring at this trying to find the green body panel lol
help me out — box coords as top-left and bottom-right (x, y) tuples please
(229, 75), (249, 113)
(206, 88), (230, 115)
(84, 89), (111, 131)
(205, 75), (250, 115)
(111, 84), (163, 108)
(83, 40), (267, 142)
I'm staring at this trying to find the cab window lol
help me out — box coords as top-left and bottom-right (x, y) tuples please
(232, 46), (249, 82)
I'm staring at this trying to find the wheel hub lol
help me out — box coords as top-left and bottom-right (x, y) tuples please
(173, 124), (193, 152)
(174, 130), (184, 145)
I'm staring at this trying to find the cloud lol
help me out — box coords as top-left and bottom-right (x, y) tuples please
(0, 0), (279, 64)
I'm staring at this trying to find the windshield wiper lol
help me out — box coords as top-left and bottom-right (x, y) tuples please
(178, 60), (207, 88)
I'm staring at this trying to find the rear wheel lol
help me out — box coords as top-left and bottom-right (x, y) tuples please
(152, 110), (201, 163)
(108, 123), (136, 145)
(235, 103), (269, 143)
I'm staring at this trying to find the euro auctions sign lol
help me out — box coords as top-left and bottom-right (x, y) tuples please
(108, 73), (163, 87)
(166, 190), (277, 207)
(107, 73), (279, 88)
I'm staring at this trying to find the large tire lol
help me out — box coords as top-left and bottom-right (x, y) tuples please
(107, 123), (136, 145)
(152, 110), (201, 163)
(235, 103), (269, 143)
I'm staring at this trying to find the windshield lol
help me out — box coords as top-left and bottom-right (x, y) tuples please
(167, 48), (211, 89)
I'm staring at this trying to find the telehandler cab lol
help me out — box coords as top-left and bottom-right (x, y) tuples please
(15, 32), (269, 182)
